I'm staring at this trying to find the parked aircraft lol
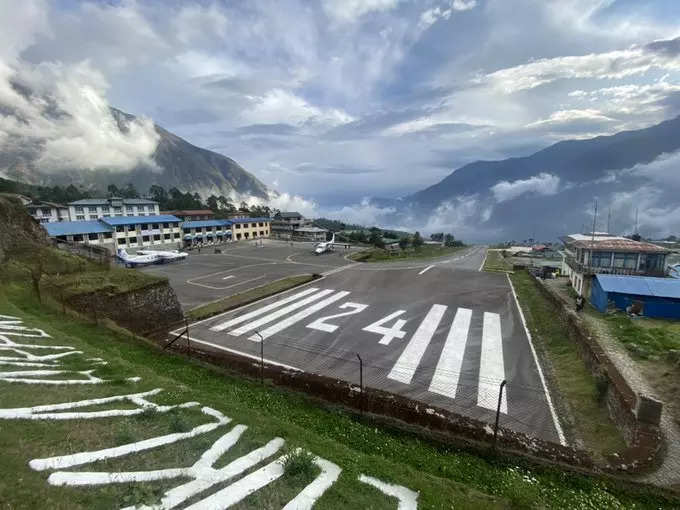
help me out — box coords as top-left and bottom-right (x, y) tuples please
(116, 248), (161, 268)
(136, 249), (188, 262)
(314, 233), (336, 255)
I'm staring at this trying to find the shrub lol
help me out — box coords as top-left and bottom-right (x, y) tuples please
(282, 449), (317, 479)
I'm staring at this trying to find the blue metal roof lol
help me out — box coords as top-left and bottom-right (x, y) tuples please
(230, 217), (271, 224)
(43, 221), (112, 236)
(101, 215), (181, 226)
(182, 219), (233, 229)
(596, 274), (680, 299)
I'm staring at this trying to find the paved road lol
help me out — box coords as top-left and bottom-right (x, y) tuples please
(182, 250), (563, 443)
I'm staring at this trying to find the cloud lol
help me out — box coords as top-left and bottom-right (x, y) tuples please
(491, 173), (561, 202)
(526, 109), (616, 127)
(419, 0), (477, 29)
(241, 89), (353, 127)
(322, 0), (403, 22)
(0, 4), (160, 175)
(609, 186), (680, 238)
(423, 195), (498, 239)
(484, 37), (680, 93)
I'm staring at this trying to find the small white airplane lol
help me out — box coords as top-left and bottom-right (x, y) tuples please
(136, 249), (188, 263)
(314, 233), (336, 255)
(116, 248), (161, 268)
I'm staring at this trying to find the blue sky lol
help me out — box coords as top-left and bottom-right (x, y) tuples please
(2, 0), (680, 223)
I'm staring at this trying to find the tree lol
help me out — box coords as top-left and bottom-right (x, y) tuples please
(148, 185), (168, 206)
(398, 237), (409, 250)
(121, 183), (140, 199)
(444, 234), (455, 246)
(412, 231), (424, 249)
(107, 184), (121, 197)
(430, 233), (444, 242)
(239, 201), (249, 213)
(369, 229), (385, 248)
(207, 195), (219, 211)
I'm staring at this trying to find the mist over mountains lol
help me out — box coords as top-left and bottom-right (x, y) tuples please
(366, 115), (680, 242)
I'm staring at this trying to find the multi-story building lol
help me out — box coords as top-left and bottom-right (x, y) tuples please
(561, 233), (669, 296)
(293, 226), (328, 242)
(44, 215), (182, 252)
(182, 220), (233, 245)
(26, 201), (70, 223)
(271, 211), (311, 239)
(162, 210), (215, 221)
(230, 218), (270, 241)
(68, 198), (160, 221)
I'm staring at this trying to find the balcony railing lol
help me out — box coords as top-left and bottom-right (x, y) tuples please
(564, 257), (666, 277)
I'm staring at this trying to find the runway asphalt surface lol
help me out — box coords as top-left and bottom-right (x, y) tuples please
(162, 242), (564, 443)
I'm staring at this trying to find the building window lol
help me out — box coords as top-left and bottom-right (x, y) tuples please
(235, 224), (241, 229)
(115, 226), (124, 233)
(76, 215), (85, 221)
(103, 214), (110, 217)
(142, 235), (149, 242)
(73, 234), (83, 242)
(102, 206), (109, 212)
(88, 233), (98, 241)
(118, 238), (126, 245)
(592, 251), (611, 268)
(141, 224), (148, 231)
(127, 213), (134, 217)
(104, 233), (112, 239)
(114, 207), (122, 212)
(260, 231), (264, 236)
(126, 206), (133, 212)
(251, 223), (256, 228)
(164, 233), (171, 240)
(183, 228), (190, 234)
(236, 233), (242, 240)
(42, 208), (51, 215)
(129, 237), (137, 244)
(153, 223), (159, 229)
(624, 253), (638, 269)
(163, 223), (169, 228)
(75, 207), (84, 213)
(613, 253), (625, 268)
(174, 233), (180, 239)
(154, 234), (161, 241)
(259, 222), (263, 227)
(88, 206), (97, 213)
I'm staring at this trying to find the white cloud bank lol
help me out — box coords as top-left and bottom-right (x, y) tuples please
(491, 173), (561, 202)
(0, 2), (159, 174)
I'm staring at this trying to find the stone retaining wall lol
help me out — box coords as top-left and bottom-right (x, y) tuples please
(533, 277), (663, 472)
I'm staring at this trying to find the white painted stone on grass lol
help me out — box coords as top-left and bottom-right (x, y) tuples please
(358, 474), (419, 509)
(282, 454), (342, 510)
(31, 407), (231, 471)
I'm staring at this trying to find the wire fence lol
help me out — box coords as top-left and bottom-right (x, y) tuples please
(150, 320), (562, 446)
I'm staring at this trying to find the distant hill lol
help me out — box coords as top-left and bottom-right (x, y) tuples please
(397, 115), (680, 241)
(0, 107), (269, 200)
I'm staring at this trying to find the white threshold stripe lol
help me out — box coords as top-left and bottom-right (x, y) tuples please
(221, 275), (235, 280)
(229, 289), (336, 337)
(418, 265), (434, 275)
(478, 248), (488, 272)
(183, 456), (285, 510)
(186, 337), (303, 371)
(428, 307), (472, 398)
(250, 291), (351, 341)
(388, 304), (447, 384)
(210, 287), (320, 332)
(506, 274), (566, 445)
(477, 312), (507, 413)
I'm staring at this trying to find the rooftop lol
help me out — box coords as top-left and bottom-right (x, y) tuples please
(230, 217), (271, 224)
(596, 274), (680, 299)
(162, 209), (214, 216)
(275, 211), (302, 218)
(294, 227), (328, 233)
(26, 201), (67, 209)
(100, 215), (181, 226)
(569, 238), (668, 253)
(182, 219), (233, 229)
(43, 220), (112, 237)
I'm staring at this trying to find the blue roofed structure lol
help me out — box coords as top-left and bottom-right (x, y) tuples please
(181, 219), (233, 229)
(43, 220), (112, 237)
(591, 274), (680, 318)
(100, 215), (181, 226)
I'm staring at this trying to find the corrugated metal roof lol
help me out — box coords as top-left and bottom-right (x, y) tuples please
(101, 215), (181, 226)
(570, 238), (667, 253)
(69, 198), (157, 206)
(163, 209), (214, 215)
(276, 212), (302, 218)
(43, 221), (112, 236)
(596, 274), (680, 299)
(182, 220), (233, 228)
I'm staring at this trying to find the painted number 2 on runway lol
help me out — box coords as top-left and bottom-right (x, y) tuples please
(306, 303), (368, 333)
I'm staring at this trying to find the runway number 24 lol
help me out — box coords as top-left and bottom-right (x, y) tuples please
(306, 302), (408, 345)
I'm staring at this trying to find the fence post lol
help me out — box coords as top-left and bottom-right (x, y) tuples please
(356, 353), (363, 416)
(493, 380), (507, 450)
(254, 331), (264, 384)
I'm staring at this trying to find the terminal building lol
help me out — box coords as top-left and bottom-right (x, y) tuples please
(26, 201), (70, 224)
(561, 232), (669, 296)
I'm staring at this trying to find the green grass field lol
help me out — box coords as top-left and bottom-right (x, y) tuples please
(350, 244), (464, 263)
(482, 250), (513, 273)
(509, 272), (627, 458)
(0, 280), (676, 508)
